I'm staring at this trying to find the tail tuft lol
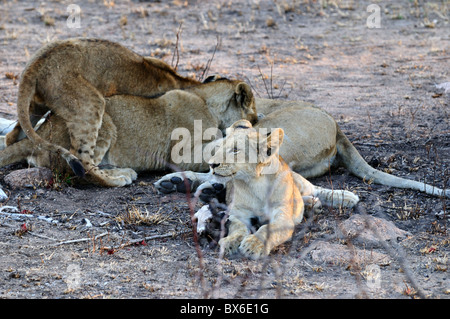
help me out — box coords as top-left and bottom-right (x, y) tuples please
(69, 158), (85, 178)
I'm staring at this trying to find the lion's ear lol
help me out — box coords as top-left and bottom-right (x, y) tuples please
(235, 82), (254, 111)
(259, 128), (284, 163)
(203, 75), (220, 83)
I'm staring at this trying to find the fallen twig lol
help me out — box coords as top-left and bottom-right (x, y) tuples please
(0, 206), (58, 224)
(171, 22), (183, 71)
(100, 230), (190, 251)
(200, 35), (220, 81)
(52, 230), (190, 249)
(28, 231), (58, 241)
(52, 232), (109, 247)
(0, 220), (17, 228)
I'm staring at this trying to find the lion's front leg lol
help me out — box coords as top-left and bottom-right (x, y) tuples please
(219, 215), (249, 256)
(239, 211), (295, 260)
(239, 233), (266, 260)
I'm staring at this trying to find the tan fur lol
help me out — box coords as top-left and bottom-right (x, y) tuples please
(7, 38), (200, 183)
(4, 43), (448, 197)
(157, 98), (450, 198)
(0, 80), (257, 186)
(205, 120), (358, 259)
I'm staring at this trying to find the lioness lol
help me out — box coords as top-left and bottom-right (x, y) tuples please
(8, 37), (199, 183)
(206, 120), (359, 259)
(0, 79), (257, 186)
(156, 93), (450, 198)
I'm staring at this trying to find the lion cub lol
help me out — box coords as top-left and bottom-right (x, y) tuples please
(206, 120), (359, 259)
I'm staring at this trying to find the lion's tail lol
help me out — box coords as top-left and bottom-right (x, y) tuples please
(336, 127), (449, 198)
(16, 61), (85, 177)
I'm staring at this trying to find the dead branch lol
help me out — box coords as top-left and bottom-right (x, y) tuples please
(0, 206), (58, 224)
(100, 230), (191, 251)
(257, 65), (272, 99)
(28, 231), (58, 241)
(200, 35), (220, 81)
(52, 232), (108, 247)
(171, 22), (183, 71)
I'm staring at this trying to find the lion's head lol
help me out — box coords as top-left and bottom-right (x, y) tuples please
(198, 79), (258, 131)
(208, 120), (284, 179)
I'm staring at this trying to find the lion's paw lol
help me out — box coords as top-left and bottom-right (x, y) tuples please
(115, 168), (138, 181)
(89, 168), (137, 187)
(303, 195), (322, 217)
(97, 175), (132, 187)
(102, 168), (137, 185)
(127, 168), (138, 181)
(219, 235), (242, 256)
(239, 235), (266, 260)
(195, 182), (226, 203)
(340, 190), (359, 208)
(154, 172), (197, 194)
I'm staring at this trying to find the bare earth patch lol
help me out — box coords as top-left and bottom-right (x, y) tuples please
(0, 0), (448, 299)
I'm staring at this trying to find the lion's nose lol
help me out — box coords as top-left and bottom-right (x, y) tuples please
(209, 163), (219, 169)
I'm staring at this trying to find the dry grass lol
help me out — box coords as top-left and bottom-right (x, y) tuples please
(116, 205), (171, 226)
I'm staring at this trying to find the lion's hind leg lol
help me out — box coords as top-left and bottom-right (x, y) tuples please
(292, 171), (358, 209)
(313, 186), (359, 209)
(87, 113), (137, 184)
(0, 138), (34, 167)
(302, 195), (322, 217)
(92, 112), (116, 166)
(5, 123), (21, 146)
(6, 101), (49, 146)
(50, 77), (131, 187)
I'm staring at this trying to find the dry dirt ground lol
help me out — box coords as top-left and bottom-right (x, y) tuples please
(0, 0), (448, 300)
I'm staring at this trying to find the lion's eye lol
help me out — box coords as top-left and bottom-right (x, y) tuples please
(231, 147), (240, 154)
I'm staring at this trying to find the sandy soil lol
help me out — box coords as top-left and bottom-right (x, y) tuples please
(0, 0), (448, 299)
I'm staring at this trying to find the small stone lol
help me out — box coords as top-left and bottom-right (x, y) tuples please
(337, 214), (410, 247)
(0, 187), (7, 202)
(4, 167), (53, 189)
(266, 16), (276, 28)
(310, 242), (391, 266)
